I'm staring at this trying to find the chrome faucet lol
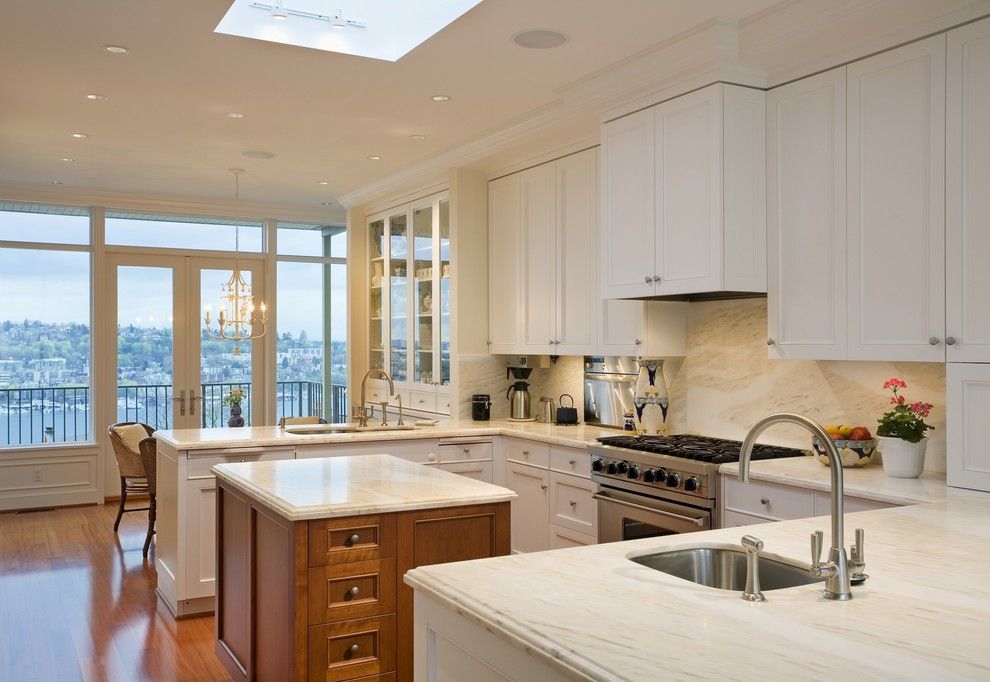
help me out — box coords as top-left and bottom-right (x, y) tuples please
(741, 535), (766, 602)
(358, 369), (395, 427)
(739, 413), (857, 601)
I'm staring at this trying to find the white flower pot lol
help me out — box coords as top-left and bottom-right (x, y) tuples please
(877, 436), (927, 478)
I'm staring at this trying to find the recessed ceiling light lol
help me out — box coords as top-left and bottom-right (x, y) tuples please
(50, 181), (63, 185)
(431, 95), (451, 103)
(410, 134), (427, 141)
(104, 45), (128, 54)
(512, 29), (568, 49)
(241, 150), (276, 159)
(366, 155), (382, 161)
(61, 157), (75, 162)
(85, 93), (109, 102)
(226, 112), (244, 119)
(71, 132), (89, 139)
(317, 180), (329, 185)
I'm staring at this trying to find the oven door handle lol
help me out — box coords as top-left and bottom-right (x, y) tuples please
(592, 493), (707, 527)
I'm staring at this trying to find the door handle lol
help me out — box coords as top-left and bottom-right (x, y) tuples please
(592, 493), (707, 527)
(189, 391), (203, 416)
(172, 389), (186, 417)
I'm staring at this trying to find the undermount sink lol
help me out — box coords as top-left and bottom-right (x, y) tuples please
(630, 546), (823, 592)
(284, 423), (418, 435)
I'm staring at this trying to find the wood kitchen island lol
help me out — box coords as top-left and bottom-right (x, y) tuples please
(211, 454), (514, 682)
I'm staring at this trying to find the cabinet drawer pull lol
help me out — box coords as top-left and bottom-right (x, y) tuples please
(569, 499), (577, 507)
(463, 447), (471, 454)
(346, 533), (360, 546)
(540, 483), (548, 490)
(346, 643), (360, 659)
(929, 336), (940, 346)
(760, 497), (770, 506)
(568, 459), (576, 466)
(946, 336), (957, 346)
(634, 338), (642, 346)
(347, 586), (360, 599)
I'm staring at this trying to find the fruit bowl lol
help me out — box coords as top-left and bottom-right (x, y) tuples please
(812, 436), (878, 468)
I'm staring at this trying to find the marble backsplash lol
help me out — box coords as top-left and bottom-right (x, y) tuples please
(456, 298), (947, 472)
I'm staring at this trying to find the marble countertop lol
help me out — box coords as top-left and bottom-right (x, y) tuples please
(405, 459), (990, 681)
(212, 454), (516, 520)
(717, 456), (956, 505)
(155, 419), (618, 451)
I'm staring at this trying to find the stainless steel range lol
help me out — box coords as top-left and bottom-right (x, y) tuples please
(590, 434), (804, 542)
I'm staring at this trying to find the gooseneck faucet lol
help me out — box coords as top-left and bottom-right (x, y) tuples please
(357, 369), (395, 427)
(739, 413), (854, 601)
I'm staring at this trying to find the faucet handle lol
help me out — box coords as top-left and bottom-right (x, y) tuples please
(850, 528), (868, 584)
(741, 535), (764, 553)
(851, 528), (864, 562)
(810, 530), (824, 567)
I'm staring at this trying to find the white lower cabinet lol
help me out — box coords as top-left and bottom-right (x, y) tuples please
(548, 470), (596, 537)
(505, 461), (550, 553)
(719, 474), (894, 527)
(550, 525), (597, 549)
(948, 363), (990, 492)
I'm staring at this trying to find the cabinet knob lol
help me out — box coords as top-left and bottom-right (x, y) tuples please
(569, 499), (577, 507)
(428, 453), (436, 461)
(346, 644), (360, 658)
(929, 336), (940, 346)
(522, 450), (529, 457)
(569, 459), (576, 466)
(540, 483), (548, 490)
(463, 447), (471, 455)
(644, 275), (653, 284)
(946, 336), (957, 346)
(548, 339), (554, 345)
(760, 497), (770, 506)
(766, 338), (776, 346)
(634, 338), (642, 346)
(347, 533), (360, 546)
(347, 586), (360, 598)
(654, 274), (662, 282)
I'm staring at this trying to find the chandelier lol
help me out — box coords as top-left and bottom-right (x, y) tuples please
(203, 168), (268, 355)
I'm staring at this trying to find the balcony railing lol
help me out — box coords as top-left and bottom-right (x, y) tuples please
(0, 381), (348, 447)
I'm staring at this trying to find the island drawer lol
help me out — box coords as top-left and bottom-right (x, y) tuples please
(309, 515), (397, 566)
(503, 437), (549, 468)
(308, 614), (396, 681)
(438, 441), (493, 463)
(722, 477), (814, 520)
(309, 559), (396, 624)
(549, 446), (591, 478)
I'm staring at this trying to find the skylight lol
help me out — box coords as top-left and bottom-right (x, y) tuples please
(214, 0), (484, 62)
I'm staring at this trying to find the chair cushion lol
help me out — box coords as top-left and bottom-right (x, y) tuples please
(114, 424), (149, 454)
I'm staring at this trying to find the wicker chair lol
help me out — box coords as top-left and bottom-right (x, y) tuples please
(107, 422), (157, 557)
(277, 415), (328, 427)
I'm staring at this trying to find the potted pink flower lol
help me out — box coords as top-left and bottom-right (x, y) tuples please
(876, 378), (934, 478)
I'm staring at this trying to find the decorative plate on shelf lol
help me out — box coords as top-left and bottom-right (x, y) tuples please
(811, 437), (878, 468)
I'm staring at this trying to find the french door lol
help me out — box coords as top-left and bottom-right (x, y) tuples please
(107, 252), (266, 432)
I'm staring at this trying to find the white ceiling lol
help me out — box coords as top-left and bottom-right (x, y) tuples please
(0, 0), (781, 211)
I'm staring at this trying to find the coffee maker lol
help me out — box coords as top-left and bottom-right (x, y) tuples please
(505, 359), (535, 421)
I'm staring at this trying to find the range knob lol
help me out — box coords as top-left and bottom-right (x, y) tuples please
(591, 458), (604, 472)
(666, 472), (681, 488)
(606, 461), (618, 475)
(626, 465), (641, 479)
(617, 461), (630, 474)
(655, 468), (669, 483)
(684, 476), (701, 493)
(643, 468), (657, 483)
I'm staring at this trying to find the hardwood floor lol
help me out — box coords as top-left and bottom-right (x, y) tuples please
(0, 503), (229, 681)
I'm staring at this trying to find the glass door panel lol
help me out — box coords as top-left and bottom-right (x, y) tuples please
(413, 203), (434, 385)
(199, 268), (254, 427)
(388, 212), (408, 382)
(438, 198), (451, 385)
(115, 266), (175, 429)
(368, 218), (386, 371)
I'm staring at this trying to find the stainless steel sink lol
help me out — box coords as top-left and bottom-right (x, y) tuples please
(284, 423), (417, 435)
(630, 546), (823, 591)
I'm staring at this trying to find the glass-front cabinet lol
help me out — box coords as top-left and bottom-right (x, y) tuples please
(367, 192), (451, 412)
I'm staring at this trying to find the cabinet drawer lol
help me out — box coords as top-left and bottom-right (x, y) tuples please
(186, 446), (294, 479)
(308, 559), (396, 624)
(722, 477), (814, 520)
(439, 441), (493, 463)
(503, 437), (549, 468)
(549, 471), (597, 536)
(308, 614), (396, 681)
(309, 515), (396, 566)
(309, 439), (438, 464)
(550, 524), (597, 549)
(438, 460), (493, 483)
(549, 446), (591, 478)
(721, 509), (773, 528)
(409, 391), (437, 412)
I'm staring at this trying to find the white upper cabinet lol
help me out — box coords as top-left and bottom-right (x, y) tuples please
(948, 363), (990, 492)
(520, 162), (558, 353)
(947, 17), (990, 363)
(601, 83), (766, 300)
(601, 109), (655, 298)
(488, 173), (523, 354)
(847, 35), (946, 362)
(767, 68), (847, 360)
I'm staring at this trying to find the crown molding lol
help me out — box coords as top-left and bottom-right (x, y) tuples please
(0, 183), (345, 224)
(487, 134), (600, 181)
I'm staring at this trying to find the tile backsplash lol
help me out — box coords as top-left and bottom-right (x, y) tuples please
(457, 298), (946, 472)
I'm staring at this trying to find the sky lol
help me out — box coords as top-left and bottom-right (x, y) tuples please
(0, 211), (347, 341)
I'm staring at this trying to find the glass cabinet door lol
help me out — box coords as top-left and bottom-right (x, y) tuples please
(412, 203), (435, 386)
(368, 218), (386, 371)
(438, 198), (451, 386)
(388, 212), (408, 382)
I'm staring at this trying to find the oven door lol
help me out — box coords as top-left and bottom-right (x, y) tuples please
(594, 485), (712, 543)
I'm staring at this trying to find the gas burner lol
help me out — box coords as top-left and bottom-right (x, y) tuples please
(595, 434), (804, 464)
